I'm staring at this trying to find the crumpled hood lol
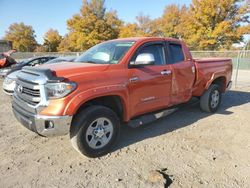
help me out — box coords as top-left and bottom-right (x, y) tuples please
(38, 62), (109, 79)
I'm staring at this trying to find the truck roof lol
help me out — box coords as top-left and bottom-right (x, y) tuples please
(111, 37), (182, 43)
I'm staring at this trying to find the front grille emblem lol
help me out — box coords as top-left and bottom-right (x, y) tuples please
(17, 85), (23, 94)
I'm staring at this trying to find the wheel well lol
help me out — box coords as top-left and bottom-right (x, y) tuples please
(212, 77), (226, 92)
(75, 96), (124, 121)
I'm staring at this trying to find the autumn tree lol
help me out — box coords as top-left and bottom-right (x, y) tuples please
(119, 13), (161, 38)
(185, 0), (250, 50)
(62, 0), (122, 51)
(43, 29), (62, 52)
(4, 22), (37, 52)
(34, 45), (46, 52)
(119, 23), (138, 38)
(158, 5), (189, 38)
(135, 13), (153, 36)
(57, 35), (72, 52)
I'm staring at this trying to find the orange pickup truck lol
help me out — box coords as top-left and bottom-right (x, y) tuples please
(12, 37), (232, 157)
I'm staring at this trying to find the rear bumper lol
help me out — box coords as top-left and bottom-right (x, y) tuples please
(12, 104), (72, 137)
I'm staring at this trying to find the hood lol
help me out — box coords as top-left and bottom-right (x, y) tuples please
(38, 62), (110, 78)
(7, 70), (21, 79)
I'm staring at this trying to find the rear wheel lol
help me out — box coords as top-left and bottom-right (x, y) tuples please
(70, 105), (120, 157)
(200, 84), (221, 113)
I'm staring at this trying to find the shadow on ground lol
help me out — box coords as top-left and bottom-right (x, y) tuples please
(114, 90), (250, 151)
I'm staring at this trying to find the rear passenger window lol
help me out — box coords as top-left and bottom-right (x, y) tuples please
(169, 43), (184, 64)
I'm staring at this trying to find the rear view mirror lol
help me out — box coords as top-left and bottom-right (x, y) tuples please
(131, 53), (155, 67)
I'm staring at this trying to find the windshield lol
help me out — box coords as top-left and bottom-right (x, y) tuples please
(74, 41), (135, 64)
(18, 58), (33, 65)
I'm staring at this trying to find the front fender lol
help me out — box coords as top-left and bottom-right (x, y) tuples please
(64, 84), (130, 121)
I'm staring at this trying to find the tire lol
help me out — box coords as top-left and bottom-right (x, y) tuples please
(70, 105), (121, 158)
(200, 84), (221, 113)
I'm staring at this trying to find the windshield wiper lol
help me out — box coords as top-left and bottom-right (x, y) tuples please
(85, 60), (96, 64)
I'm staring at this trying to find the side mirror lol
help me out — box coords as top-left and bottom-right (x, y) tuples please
(131, 53), (155, 67)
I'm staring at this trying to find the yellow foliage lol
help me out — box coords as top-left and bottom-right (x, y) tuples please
(4, 22), (37, 52)
(43, 29), (62, 52)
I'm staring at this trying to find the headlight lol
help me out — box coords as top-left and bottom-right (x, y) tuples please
(4, 77), (15, 85)
(0, 68), (10, 73)
(45, 82), (77, 99)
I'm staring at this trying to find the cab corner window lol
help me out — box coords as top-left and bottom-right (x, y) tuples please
(169, 43), (184, 64)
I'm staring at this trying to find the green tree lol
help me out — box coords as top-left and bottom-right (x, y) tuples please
(43, 29), (62, 52)
(4, 22), (37, 52)
(64, 0), (122, 51)
(186, 0), (250, 50)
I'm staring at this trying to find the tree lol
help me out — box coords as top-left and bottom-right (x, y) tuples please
(34, 45), (46, 52)
(43, 29), (62, 52)
(185, 0), (250, 50)
(119, 23), (138, 38)
(158, 5), (189, 38)
(135, 13), (153, 36)
(4, 22), (37, 52)
(64, 0), (122, 51)
(119, 13), (161, 38)
(57, 35), (72, 52)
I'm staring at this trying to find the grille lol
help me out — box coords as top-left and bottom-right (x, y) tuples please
(15, 79), (41, 106)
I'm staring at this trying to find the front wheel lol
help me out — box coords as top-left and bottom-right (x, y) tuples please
(200, 84), (221, 113)
(70, 105), (120, 157)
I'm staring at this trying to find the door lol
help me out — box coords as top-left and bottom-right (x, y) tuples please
(128, 42), (172, 118)
(166, 42), (195, 104)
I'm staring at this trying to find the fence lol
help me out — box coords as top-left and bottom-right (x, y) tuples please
(191, 50), (250, 70)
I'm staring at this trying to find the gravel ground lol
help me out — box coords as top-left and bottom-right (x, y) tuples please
(0, 77), (250, 188)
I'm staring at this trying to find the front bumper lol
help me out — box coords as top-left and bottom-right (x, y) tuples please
(12, 103), (72, 137)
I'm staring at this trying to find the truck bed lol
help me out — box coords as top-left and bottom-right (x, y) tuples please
(192, 58), (232, 96)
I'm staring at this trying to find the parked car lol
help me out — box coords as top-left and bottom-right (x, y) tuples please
(2, 56), (76, 95)
(45, 56), (76, 64)
(0, 56), (56, 77)
(12, 37), (232, 157)
(2, 70), (20, 95)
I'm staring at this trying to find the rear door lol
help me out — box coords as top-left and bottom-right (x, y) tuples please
(128, 41), (172, 118)
(166, 42), (195, 104)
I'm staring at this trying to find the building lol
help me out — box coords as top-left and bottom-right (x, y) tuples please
(0, 40), (12, 53)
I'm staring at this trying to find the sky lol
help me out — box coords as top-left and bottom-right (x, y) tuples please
(0, 0), (192, 44)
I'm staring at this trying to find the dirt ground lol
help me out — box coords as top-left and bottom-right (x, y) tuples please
(0, 72), (250, 188)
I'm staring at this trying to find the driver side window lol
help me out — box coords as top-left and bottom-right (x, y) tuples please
(135, 44), (166, 65)
(28, 59), (39, 66)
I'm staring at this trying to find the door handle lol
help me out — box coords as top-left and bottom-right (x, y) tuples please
(129, 77), (139, 82)
(161, 70), (172, 75)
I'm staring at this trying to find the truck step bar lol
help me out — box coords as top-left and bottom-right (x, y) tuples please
(127, 107), (178, 128)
